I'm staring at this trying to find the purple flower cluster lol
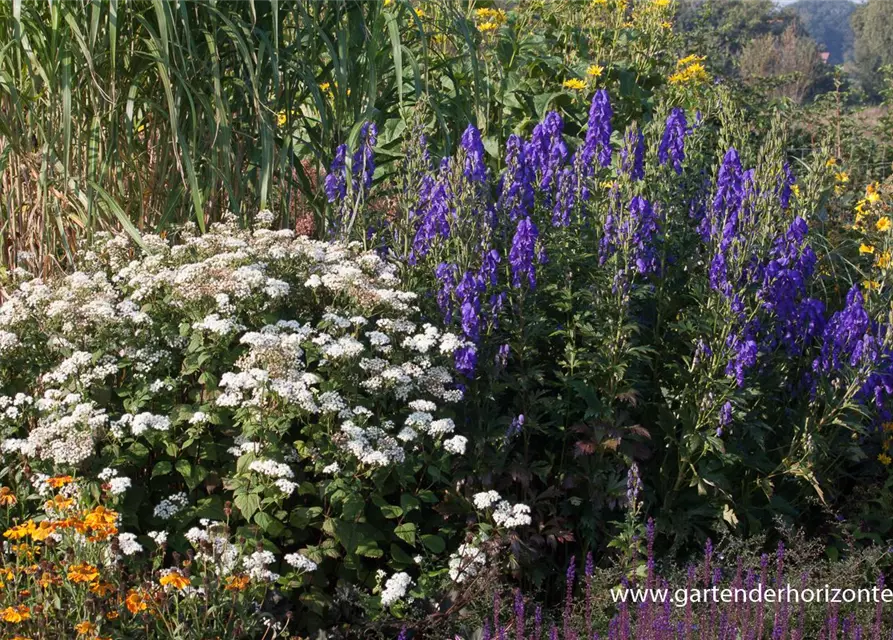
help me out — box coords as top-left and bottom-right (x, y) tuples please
(658, 108), (688, 175)
(510, 216), (541, 290)
(462, 123), (489, 184)
(499, 134), (535, 222)
(526, 111), (568, 195)
(621, 128), (645, 181)
(583, 89), (614, 172)
(779, 161), (796, 210)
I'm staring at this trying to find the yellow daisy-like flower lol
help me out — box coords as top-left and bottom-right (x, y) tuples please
(384, 0), (393, 6)
(276, 111), (287, 127)
(877, 217), (891, 232)
(0, 487), (17, 507)
(879, 453), (892, 466)
(835, 171), (849, 183)
(876, 251), (892, 269)
(860, 243), (876, 255)
(791, 184), (800, 198)
(478, 21), (499, 33)
(74, 621), (97, 635)
(159, 570), (191, 590)
(826, 157), (837, 167)
(868, 192), (881, 204)
(3, 521), (35, 540)
(563, 78), (587, 91)
(586, 64), (604, 78)
(661, 20), (672, 28)
(863, 279), (881, 291)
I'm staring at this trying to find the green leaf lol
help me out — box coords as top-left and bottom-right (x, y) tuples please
(151, 461), (172, 478)
(420, 534), (445, 554)
(394, 522), (417, 545)
(234, 493), (260, 520)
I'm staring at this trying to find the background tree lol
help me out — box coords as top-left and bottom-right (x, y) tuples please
(851, 0), (893, 97)
(739, 24), (824, 104)
(786, 0), (856, 66)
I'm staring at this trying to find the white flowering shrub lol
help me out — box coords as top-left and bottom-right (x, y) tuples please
(0, 215), (478, 624)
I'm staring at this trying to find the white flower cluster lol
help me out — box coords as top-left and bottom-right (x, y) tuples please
(99, 467), (132, 496)
(1, 390), (106, 465)
(380, 571), (413, 607)
(284, 552), (318, 572)
(154, 492), (190, 520)
(243, 549), (279, 582)
(448, 543), (486, 583)
(472, 491), (532, 528)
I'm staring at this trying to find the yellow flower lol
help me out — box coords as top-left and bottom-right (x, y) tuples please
(661, 20), (672, 28)
(159, 570), (190, 590)
(877, 217), (891, 232)
(835, 171), (849, 183)
(67, 563), (100, 584)
(475, 7), (506, 24)
(563, 78), (587, 91)
(868, 192), (881, 204)
(863, 279), (881, 291)
(106, 611), (119, 620)
(860, 243), (876, 255)
(414, 7), (425, 18)
(1, 605), (31, 623)
(876, 251), (892, 269)
(276, 111), (287, 127)
(0, 487), (17, 507)
(826, 157), (837, 167)
(384, 0), (393, 6)
(669, 60), (709, 85)
(677, 54), (705, 68)
(879, 453), (892, 466)
(653, 0), (671, 6)
(74, 621), (97, 635)
(478, 21), (499, 33)
(791, 184), (800, 198)
(586, 64), (604, 78)
(4, 521), (35, 540)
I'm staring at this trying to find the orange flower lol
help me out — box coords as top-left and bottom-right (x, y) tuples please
(159, 570), (190, 590)
(74, 621), (96, 635)
(105, 611), (119, 620)
(3, 521), (35, 540)
(38, 572), (61, 588)
(125, 589), (149, 614)
(45, 495), (75, 512)
(67, 563), (100, 584)
(224, 574), (250, 591)
(89, 580), (115, 596)
(1, 605), (31, 623)
(46, 476), (74, 489)
(0, 487), (17, 507)
(82, 506), (118, 541)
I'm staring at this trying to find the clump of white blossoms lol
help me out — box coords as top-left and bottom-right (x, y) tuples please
(380, 571), (413, 608)
(0, 214), (471, 579)
(472, 490), (532, 528)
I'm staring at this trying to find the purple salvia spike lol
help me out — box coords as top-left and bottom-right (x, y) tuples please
(757, 554), (769, 640)
(514, 588), (525, 640)
(586, 552), (594, 637)
(549, 625), (559, 640)
(564, 557), (576, 639)
(483, 621), (492, 640)
(533, 605), (542, 640)
(494, 592), (502, 637)
(828, 601), (839, 640)
(873, 574), (884, 640)
(684, 565), (696, 640)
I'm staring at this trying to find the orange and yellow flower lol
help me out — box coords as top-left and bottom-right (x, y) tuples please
(159, 570), (190, 590)
(0, 487), (17, 507)
(224, 575), (250, 592)
(125, 589), (149, 614)
(1, 605), (31, 623)
(74, 621), (97, 635)
(67, 563), (100, 584)
(46, 475), (74, 489)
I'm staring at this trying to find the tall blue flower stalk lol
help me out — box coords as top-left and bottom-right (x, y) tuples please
(583, 89), (613, 172)
(658, 107), (688, 175)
